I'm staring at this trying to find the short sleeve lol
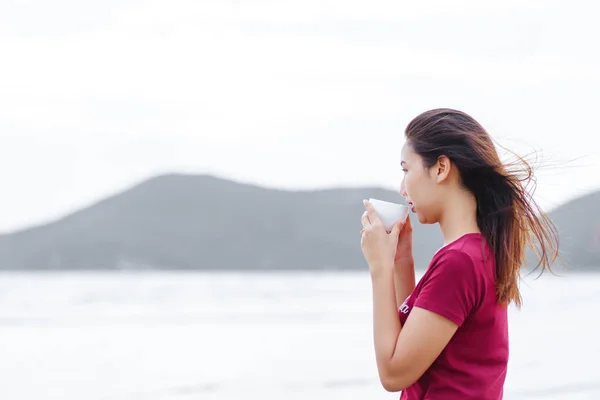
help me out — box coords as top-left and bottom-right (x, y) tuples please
(413, 249), (484, 326)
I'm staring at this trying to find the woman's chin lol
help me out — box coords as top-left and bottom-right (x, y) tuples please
(415, 211), (432, 225)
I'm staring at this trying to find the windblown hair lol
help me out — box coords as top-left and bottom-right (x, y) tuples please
(405, 108), (559, 307)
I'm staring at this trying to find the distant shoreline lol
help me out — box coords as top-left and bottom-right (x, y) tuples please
(0, 174), (596, 271)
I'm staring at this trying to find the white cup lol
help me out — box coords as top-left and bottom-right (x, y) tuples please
(367, 198), (409, 231)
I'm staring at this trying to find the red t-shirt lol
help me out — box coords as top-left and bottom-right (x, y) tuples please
(398, 233), (508, 399)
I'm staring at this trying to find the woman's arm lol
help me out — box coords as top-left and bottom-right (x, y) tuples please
(393, 260), (415, 309)
(370, 250), (481, 392)
(393, 215), (415, 309)
(361, 202), (468, 392)
(371, 267), (458, 392)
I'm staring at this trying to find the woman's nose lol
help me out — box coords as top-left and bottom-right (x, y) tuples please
(400, 179), (407, 197)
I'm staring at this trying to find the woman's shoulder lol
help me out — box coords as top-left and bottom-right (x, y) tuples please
(430, 233), (485, 264)
(413, 234), (490, 324)
(424, 234), (495, 297)
(426, 233), (492, 280)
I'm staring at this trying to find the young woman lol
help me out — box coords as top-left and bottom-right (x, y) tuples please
(360, 108), (558, 399)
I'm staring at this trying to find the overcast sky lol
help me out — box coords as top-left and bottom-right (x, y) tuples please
(0, 0), (598, 232)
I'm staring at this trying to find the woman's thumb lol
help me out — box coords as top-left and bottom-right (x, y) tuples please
(391, 220), (403, 236)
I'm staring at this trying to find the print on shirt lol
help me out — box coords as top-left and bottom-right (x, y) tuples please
(399, 295), (411, 314)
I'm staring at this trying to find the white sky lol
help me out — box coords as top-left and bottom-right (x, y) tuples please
(0, 0), (599, 232)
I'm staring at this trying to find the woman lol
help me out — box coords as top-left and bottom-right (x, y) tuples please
(360, 108), (558, 399)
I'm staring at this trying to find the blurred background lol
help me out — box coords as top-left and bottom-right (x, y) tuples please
(0, 0), (599, 399)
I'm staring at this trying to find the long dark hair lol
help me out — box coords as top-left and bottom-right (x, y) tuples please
(405, 108), (559, 307)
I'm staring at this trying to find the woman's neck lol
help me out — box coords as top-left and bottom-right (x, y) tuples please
(438, 190), (480, 245)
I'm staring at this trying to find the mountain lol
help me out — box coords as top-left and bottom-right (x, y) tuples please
(543, 190), (600, 270)
(0, 174), (596, 271)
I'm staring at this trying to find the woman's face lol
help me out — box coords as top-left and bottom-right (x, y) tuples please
(400, 143), (443, 224)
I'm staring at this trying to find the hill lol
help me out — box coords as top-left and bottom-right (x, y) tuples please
(543, 190), (600, 270)
(0, 174), (596, 271)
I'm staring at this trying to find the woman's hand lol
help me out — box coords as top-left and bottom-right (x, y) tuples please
(361, 200), (405, 276)
(394, 213), (414, 266)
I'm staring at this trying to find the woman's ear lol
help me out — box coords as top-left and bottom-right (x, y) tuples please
(435, 155), (452, 183)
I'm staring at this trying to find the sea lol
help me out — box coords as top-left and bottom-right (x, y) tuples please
(0, 270), (598, 400)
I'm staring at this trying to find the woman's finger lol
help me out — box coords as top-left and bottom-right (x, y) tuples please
(391, 219), (404, 236)
(361, 210), (371, 229)
(363, 200), (381, 227)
